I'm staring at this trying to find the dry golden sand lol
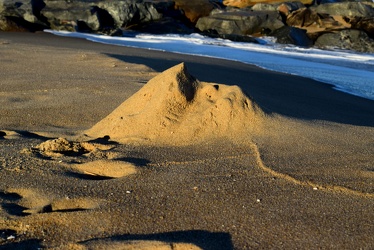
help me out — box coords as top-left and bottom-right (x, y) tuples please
(85, 63), (263, 145)
(0, 33), (373, 249)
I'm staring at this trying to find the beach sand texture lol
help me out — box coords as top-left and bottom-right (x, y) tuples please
(0, 32), (374, 249)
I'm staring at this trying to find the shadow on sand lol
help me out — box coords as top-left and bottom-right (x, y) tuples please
(105, 53), (374, 127)
(80, 230), (233, 250)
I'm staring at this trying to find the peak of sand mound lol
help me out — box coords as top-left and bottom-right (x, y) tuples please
(85, 63), (263, 145)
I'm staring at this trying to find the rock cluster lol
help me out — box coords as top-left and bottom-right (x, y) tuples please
(1, 0), (373, 52)
(197, 1), (374, 52)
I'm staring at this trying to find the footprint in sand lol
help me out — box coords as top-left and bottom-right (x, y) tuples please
(0, 130), (24, 139)
(0, 188), (100, 216)
(70, 160), (138, 179)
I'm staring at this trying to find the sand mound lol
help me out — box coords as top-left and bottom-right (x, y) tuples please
(85, 63), (263, 145)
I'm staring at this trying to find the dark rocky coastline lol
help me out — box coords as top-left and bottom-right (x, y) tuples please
(1, 0), (373, 52)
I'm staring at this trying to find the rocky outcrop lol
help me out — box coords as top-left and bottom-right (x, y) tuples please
(1, 0), (374, 52)
(270, 26), (313, 47)
(41, 1), (101, 32)
(0, 0), (36, 23)
(196, 9), (284, 37)
(312, 2), (374, 18)
(41, 0), (164, 33)
(286, 7), (350, 35)
(174, 0), (215, 23)
(0, 0), (48, 31)
(0, 0), (195, 34)
(196, 1), (374, 52)
(315, 29), (374, 53)
(222, 0), (313, 9)
(346, 16), (374, 39)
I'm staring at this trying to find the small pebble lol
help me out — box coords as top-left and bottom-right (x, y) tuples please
(7, 235), (15, 240)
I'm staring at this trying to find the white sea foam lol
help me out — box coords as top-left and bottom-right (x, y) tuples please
(45, 30), (374, 101)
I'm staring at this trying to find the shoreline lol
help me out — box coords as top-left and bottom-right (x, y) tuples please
(2, 32), (374, 128)
(45, 30), (374, 102)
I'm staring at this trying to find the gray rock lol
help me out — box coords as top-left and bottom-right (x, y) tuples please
(319, 0), (364, 4)
(96, 0), (162, 29)
(41, 1), (101, 31)
(0, 0), (33, 21)
(315, 29), (374, 52)
(40, 0), (163, 33)
(270, 26), (314, 47)
(251, 3), (279, 11)
(196, 9), (284, 36)
(252, 1), (305, 12)
(313, 2), (374, 18)
(0, 0), (48, 31)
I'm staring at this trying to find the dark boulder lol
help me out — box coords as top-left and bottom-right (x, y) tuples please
(41, 0), (163, 33)
(315, 29), (374, 53)
(0, 0), (48, 31)
(41, 1), (101, 32)
(96, 0), (162, 29)
(128, 17), (195, 34)
(0, 16), (29, 31)
(196, 9), (284, 37)
(270, 26), (314, 47)
(0, 0), (34, 22)
(346, 16), (374, 38)
(251, 3), (279, 11)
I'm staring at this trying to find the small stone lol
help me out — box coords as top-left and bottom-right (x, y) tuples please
(256, 199), (261, 203)
(313, 187), (318, 190)
(7, 235), (15, 240)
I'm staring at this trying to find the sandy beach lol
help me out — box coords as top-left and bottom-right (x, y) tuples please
(0, 32), (373, 249)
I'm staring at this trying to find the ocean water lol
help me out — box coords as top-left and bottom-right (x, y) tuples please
(46, 30), (374, 101)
